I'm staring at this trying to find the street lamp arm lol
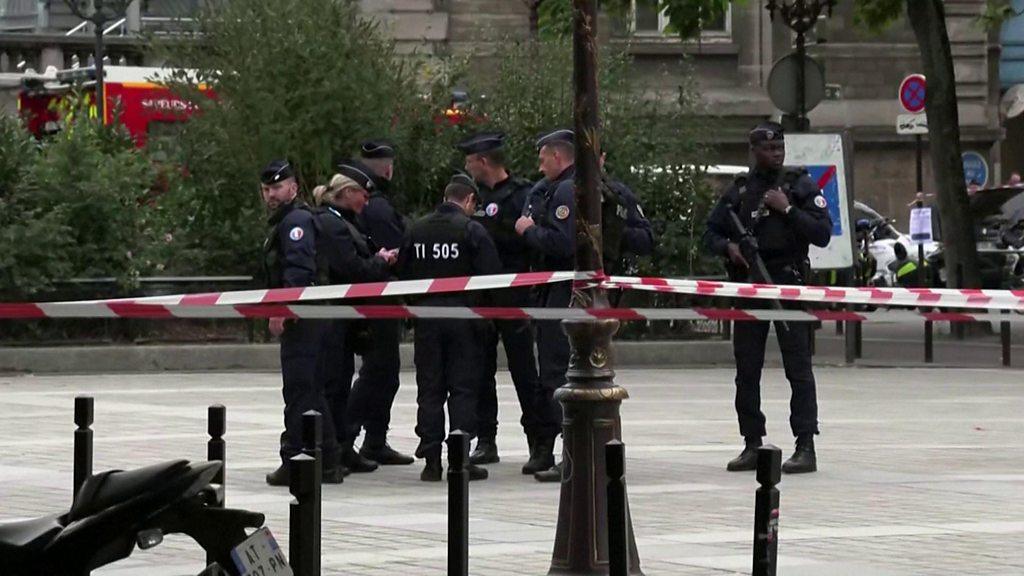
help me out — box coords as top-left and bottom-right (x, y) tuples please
(61, 0), (134, 24)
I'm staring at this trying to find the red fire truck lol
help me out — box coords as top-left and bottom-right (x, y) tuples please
(18, 66), (211, 148)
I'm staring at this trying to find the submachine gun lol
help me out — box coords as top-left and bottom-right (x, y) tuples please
(727, 201), (790, 333)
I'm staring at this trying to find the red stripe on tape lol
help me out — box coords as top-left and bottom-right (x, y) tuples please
(511, 271), (554, 287)
(695, 308), (759, 321)
(428, 276), (470, 294)
(737, 286), (759, 298)
(909, 289), (941, 303)
(354, 305), (410, 319)
(811, 310), (866, 322)
(965, 294), (993, 306)
(780, 287), (802, 299)
(695, 280), (721, 295)
(922, 311), (977, 322)
(638, 277), (670, 287)
(587, 308), (647, 321)
(235, 305), (298, 319)
(0, 303), (46, 318)
(822, 288), (847, 301)
(106, 303), (174, 318)
(472, 307), (531, 320)
(345, 282), (388, 299)
(261, 287), (305, 304)
(180, 293), (221, 306)
(865, 288), (894, 301)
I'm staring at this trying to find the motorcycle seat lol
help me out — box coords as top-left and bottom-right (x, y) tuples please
(69, 459), (191, 522)
(0, 514), (63, 556)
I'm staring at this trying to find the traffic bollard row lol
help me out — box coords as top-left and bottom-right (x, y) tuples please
(447, 431), (470, 576)
(752, 445), (782, 576)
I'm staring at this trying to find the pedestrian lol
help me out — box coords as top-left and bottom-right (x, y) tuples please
(456, 131), (542, 468)
(259, 159), (344, 486)
(397, 173), (501, 482)
(514, 129), (578, 482)
(702, 121), (832, 474)
(344, 142), (414, 466)
(312, 163), (399, 474)
(598, 150), (654, 276)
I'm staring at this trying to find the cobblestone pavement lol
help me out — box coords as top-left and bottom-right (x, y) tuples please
(0, 367), (1021, 575)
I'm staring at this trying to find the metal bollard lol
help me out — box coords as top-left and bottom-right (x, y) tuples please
(924, 319), (934, 363)
(300, 410), (323, 568)
(1001, 314), (1011, 367)
(73, 396), (94, 504)
(447, 431), (470, 576)
(752, 445), (782, 576)
(289, 453), (319, 576)
(606, 440), (628, 576)
(208, 405), (226, 502)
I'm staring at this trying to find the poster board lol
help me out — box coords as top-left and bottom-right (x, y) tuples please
(784, 133), (855, 270)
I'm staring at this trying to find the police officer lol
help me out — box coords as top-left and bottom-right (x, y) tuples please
(313, 163), (399, 474)
(702, 122), (832, 474)
(260, 159), (344, 486)
(344, 142), (414, 466)
(599, 151), (654, 276)
(456, 131), (542, 467)
(397, 173), (501, 482)
(515, 129), (577, 482)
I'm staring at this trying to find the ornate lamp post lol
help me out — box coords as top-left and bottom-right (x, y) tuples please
(62, 0), (133, 123)
(766, 0), (837, 131)
(547, 1), (642, 574)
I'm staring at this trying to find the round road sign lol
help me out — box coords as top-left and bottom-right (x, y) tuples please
(899, 74), (927, 113)
(961, 151), (989, 188)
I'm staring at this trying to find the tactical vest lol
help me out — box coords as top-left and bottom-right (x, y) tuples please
(732, 168), (804, 265)
(262, 203), (316, 289)
(403, 210), (474, 281)
(600, 178), (628, 274)
(315, 206), (372, 285)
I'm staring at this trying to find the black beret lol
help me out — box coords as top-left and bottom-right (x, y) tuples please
(456, 131), (506, 155)
(749, 122), (785, 144)
(360, 139), (396, 159)
(448, 172), (478, 194)
(260, 159), (295, 185)
(336, 160), (376, 191)
(535, 128), (574, 150)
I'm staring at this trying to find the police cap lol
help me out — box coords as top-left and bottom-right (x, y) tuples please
(749, 122), (784, 145)
(260, 159), (295, 185)
(456, 131), (506, 155)
(336, 160), (376, 191)
(360, 139), (396, 159)
(535, 128), (574, 150)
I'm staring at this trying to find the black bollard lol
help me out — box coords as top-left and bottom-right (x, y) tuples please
(447, 431), (469, 576)
(752, 445), (782, 576)
(924, 319), (934, 363)
(289, 453), (319, 576)
(207, 405), (226, 503)
(300, 410), (323, 569)
(1001, 314), (1011, 367)
(606, 440), (628, 576)
(73, 396), (94, 505)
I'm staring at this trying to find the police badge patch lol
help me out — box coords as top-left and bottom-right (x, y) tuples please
(814, 195), (827, 209)
(555, 205), (570, 220)
(289, 226), (304, 241)
(485, 202), (499, 217)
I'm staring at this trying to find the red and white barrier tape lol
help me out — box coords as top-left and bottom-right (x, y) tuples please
(0, 302), (1020, 323)
(605, 276), (1024, 311)
(67, 271), (594, 307)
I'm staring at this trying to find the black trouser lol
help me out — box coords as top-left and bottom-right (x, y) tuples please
(732, 299), (819, 440)
(534, 282), (571, 442)
(280, 319), (339, 468)
(321, 320), (355, 445)
(346, 319), (401, 448)
(477, 286), (541, 442)
(413, 318), (486, 458)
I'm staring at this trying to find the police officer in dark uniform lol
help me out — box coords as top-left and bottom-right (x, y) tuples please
(456, 131), (542, 467)
(344, 141), (415, 466)
(313, 162), (399, 474)
(702, 122), (832, 474)
(515, 129), (577, 481)
(260, 159), (344, 486)
(599, 151), (655, 276)
(397, 173), (501, 482)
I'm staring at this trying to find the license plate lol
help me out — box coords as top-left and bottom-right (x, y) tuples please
(230, 528), (292, 576)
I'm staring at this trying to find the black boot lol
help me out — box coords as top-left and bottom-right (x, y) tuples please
(726, 437), (762, 472)
(421, 455), (443, 482)
(782, 436), (817, 474)
(342, 442), (379, 473)
(522, 437), (555, 475)
(265, 463), (290, 487)
(464, 463), (489, 481)
(361, 442), (415, 466)
(322, 466), (346, 484)
(534, 461), (562, 483)
(469, 438), (500, 465)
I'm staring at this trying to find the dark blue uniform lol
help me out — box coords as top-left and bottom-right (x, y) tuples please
(602, 177), (654, 276)
(522, 167), (576, 443)
(702, 166), (831, 441)
(264, 201), (340, 470)
(347, 185), (405, 451)
(473, 176), (542, 446)
(314, 205), (392, 451)
(397, 202), (501, 458)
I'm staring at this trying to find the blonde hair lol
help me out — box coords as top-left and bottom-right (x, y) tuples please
(313, 173), (360, 206)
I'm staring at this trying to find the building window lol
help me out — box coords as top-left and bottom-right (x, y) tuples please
(630, 0), (731, 39)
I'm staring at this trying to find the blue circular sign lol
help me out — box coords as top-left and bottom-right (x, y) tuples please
(962, 151), (989, 188)
(899, 74), (927, 113)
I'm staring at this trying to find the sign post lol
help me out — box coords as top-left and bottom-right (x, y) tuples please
(897, 74), (928, 193)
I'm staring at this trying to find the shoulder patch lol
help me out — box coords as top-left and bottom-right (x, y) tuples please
(555, 205), (571, 220)
(485, 202), (499, 217)
(636, 204), (646, 219)
(814, 195), (827, 209)
(288, 226), (305, 241)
